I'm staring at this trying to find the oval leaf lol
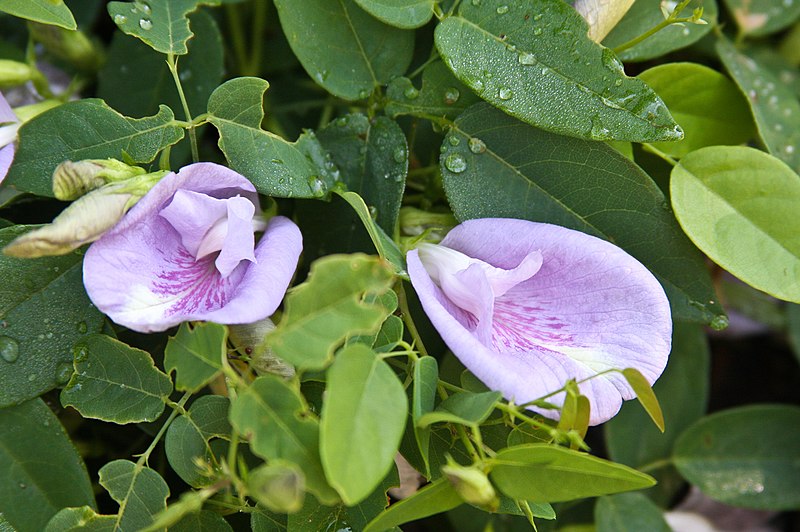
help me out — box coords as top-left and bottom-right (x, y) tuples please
(99, 459), (169, 531)
(418, 391), (502, 428)
(364, 477), (462, 532)
(354, 0), (434, 28)
(386, 60), (481, 120)
(724, 0), (800, 36)
(0, 0), (76, 29)
(164, 322), (228, 393)
(435, 0), (681, 141)
(670, 145), (800, 303)
(595, 493), (671, 532)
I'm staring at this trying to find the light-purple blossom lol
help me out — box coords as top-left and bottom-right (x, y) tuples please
(0, 92), (19, 184)
(407, 218), (672, 425)
(83, 162), (302, 333)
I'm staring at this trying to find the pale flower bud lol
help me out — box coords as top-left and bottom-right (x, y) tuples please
(247, 462), (305, 514)
(52, 159), (146, 200)
(441, 461), (499, 511)
(0, 60), (38, 88)
(229, 318), (296, 379)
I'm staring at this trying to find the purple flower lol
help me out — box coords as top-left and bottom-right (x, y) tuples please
(83, 162), (302, 333)
(0, 92), (19, 183)
(407, 218), (671, 425)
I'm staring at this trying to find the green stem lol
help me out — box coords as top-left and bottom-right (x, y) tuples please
(247, 0), (267, 76)
(167, 53), (199, 162)
(398, 283), (428, 356)
(226, 3), (249, 76)
(642, 143), (678, 166)
(612, 0), (696, 54)
(136, 392), (192, 467)
(638, 457), (673, 473)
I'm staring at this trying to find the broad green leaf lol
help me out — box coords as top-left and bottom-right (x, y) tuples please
(250, 504), (287, 532)
(724, 0), (800, 36)
(273, 0), (414, 100)
(0, 399), (95, 532)
(489, 444), (655, 502)
(287, 468), (398, 531)
(673, 405), (800, 509)
(435, 0), (682, 142)
(354, 0), (434, 28)
(0, 226), (104, 407)
(386, 61), (481, 120)
(170, 510), (233, 531)
(317, 114), (407, 235)
(603, 0), (718, 62)
(99, 460), (169, 531)
(364, 477), (463, 532)
(45, 507), (117, 531)
(164, 322), (227, 392)
(206, 77), (334, 199)
(321, 344), (408, 504)
(717, 38), (800, 174)
(60, 334), (173, 424)
(639, 63), (755, 158)
(165, 395), (231, 488)
(4, 101), (184, 197)
(99, 10), (224, 118)
(621, 368), (664, 432)
(374, 314), (404, 352)
(418, 391), (502, 428)
(229, 375), (339, 505)
(265, 254), (395, 371)
(574, 0), (635, 42)
(670, 146), (800, 303)
(0, 0), (76, 29)
(788, 304), (800, 365)
(595, 493), (671, 532)
(107, 0), (219, 55)
(413, 356), (439, 477)
(441, 103), (723, 324)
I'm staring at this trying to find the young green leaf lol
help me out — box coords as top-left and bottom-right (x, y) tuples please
(621, 368), (665, 432)
(354, 0), (434, 28)
(413, 356), (439, 477)
(364, 477), (463, 532)
(724, 0), (800, 36)
(164, 322), (227, 393)
(45, 507), (117, 531)
(0, 0), (76, 29)
(99, 460), (170, 532)
(418, 391), (502, 428)
(670, 146), (800, 303)
(435, 0), (682, 142)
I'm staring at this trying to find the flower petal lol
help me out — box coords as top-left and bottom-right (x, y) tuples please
(0, 143), (14, 184)
(0, 92), (16, 125)
(408, 218), (671, 425)
(215, 196), (257, 277)
(159, 189), (228, 257)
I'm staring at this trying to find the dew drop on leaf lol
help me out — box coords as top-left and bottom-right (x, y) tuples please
(449, 136), (461, 146)
(114, 14), (127, 25)
(518, 52), (536, 65)
(0, 336), (20, 363)
(444, 153), (468, 173)
(393, 147), (406, 163)
(404, 86), (419, 100)
(533, 28), (543, 36)
(55, 362), (73, 385)
(139, 18), (153, 30)
(498, 87), (513, 100)
(497, 5), (509, 14)
(444, 87), (460, 104)
(468, 137), (487, 154)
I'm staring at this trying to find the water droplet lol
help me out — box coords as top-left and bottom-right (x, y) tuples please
(307, 176), (327, 197)
(139, 18), (152, 30)
(179, 69), (192, 81)
(468, 137), (487, 154)
(472, 0), (481, 5)
(518, 52), (537, 65)
(533, 13), (543, 20)
(136, 1), (151, 14)
(589, 116), (612, 140)
(114, 14), (127, 25)
(358, 89), (370, 99)
(473, 79), (485, 92)
(271, 158), (284, 165)
(0, 336), (20, 363)
(774, 123), (784, 132)
(449, 136), (461, 147)
(315, 70), (329, 83)
(368, 206), (378, 219)
(76, 321), (88, 334)
(496, 5), (509, 13)
(444, 153), (468, 173)
(614, 79), (623, 87)
(444, 87), (460, 104)
(74, 346), (89, 363)
(768, 95), (779, 106)
(55, 362), (73, 385)
(786, 145), (796, 155)
(709, 314), (729, 331)
(498, 87), (513, 100)
(784, 107), (793, 117)
(27, 374), (36, 382)
(393, 147), (406, 163)
(682, 27), (690, 36)
(18, 483), (26, 489)
(533, 27), (543, 36)
(601, 48), (624, 73)
(403, 86), (419, 100)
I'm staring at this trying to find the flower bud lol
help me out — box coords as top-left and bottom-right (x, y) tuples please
(399, 206), (457, 238)
(229, 318), (296, 379)
(0, 60), (38, 88)
(247, 462), (305, 514)
(52, 159), (147, 200)
(441, 461), (499, 511)
(28, 23), (104, 72)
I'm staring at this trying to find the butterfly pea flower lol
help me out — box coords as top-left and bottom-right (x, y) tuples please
(407, 218), (671, 425)
(83, 162), (302, 333)
(0, 91), (19, 183)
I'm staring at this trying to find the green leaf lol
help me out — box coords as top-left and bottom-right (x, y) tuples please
(373, 314), (404, 352)
(0, 398), (95, 531)
(489, 444), (655, 502)
(206, 77), (333, 199)
(353, 0), (434, 28)
(418, 391), (502, 428)
(60, 334), (173, 424)
(364, 477), (463, 532)
(724, 0), (800, 36)
(673, 404), (800, 510)
(386, 60), (481, 120)
(670, 146), (800, 303)
(229, 375), (339, 505)
(272, 0), (414, 100)
(250, 505), (287, 532)
(107, 0), (219, 55)
(165, 395), (231, 488)
(638, 62), (755, 158)
(170, 510), (233, 531)
(321, 344), (408, 504)
(99, 9), (224, 118)
(435, 0), (681, 142)
(0, 0), (76, 29)
(164, 322), (227, 393)
(717, 38), (800, 174)
(317, 114), (407, 235)
(265, 254), (395, 371)
(787, 304), (800, 366)
(441, 103), (722, 324)
(4, 101), (184, 197)
(413, 356), (439, 477)
(621, 368), (664, 432)
(0, 226), (104, 407)
(45, 507), (117, 531)
(602, 0), (717, 62)
(99, 459), (170, 531)
(595, 493), (671, 532)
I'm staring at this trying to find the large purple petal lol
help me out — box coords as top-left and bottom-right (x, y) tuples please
(0, 92), (15, 125)
(408, 218), (671, 425)
(0, 144), (13, 184)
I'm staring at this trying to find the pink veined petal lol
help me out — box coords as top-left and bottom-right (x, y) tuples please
(408, 218), (671, 425)
(159, 189), (228, 257)
(214, 196), (257, 278)
(0, 144), (14, 184)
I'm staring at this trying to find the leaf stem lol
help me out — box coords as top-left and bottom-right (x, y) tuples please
(167, 53), (199, 163)
(398, 283), (428, 356)
(136, 391), (192, 467)
(247, 0), (267, 76)
(642, 142), (678, 166)
(638, 457), (674, 473)
(611, 0), (696, 54)
(225, 3), (249, 76)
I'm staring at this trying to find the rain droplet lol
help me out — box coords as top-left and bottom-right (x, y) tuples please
(601, 48), (624, 73)
(472, 0), (481, 5)
(315, 70), (329, 83)
(589, 116), (612, 140)
(496, 5), (509, 13)
(55, 362), (73, 385)
(614, 79), (623, 86)
(271, 158), (284, 164)
(444, 87), (460, 104)
(393, 147), (406, 163)
(786, 145), (796, 155)
(139, 18), (153, 30)
(307, 176), (327, 197)
(448, 135), (461, 146)
(358, 89), (370, 99)
(0, 336), (20, 363)
(76, 322), (88, 334)
(368, 206), (378, 219)
(468, 137), (487, 154)
(74, 346), (89, 363)
(403, 86), (419, 100)
(533, 27), (543, 36)
(682, 27), (690, 36)
(498, 87), (513, 100)
(335, 116), (348, 127)
(518, 52), (537, 65)
(444, 153), (468, 173)
(784, 107), (793, 117)
(114, 14), (127, 25)
(27, 374), (36, 382)
(709, 314), (729, 331)
(533, 13), (543, 20)
(473, 79), (485, 92)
